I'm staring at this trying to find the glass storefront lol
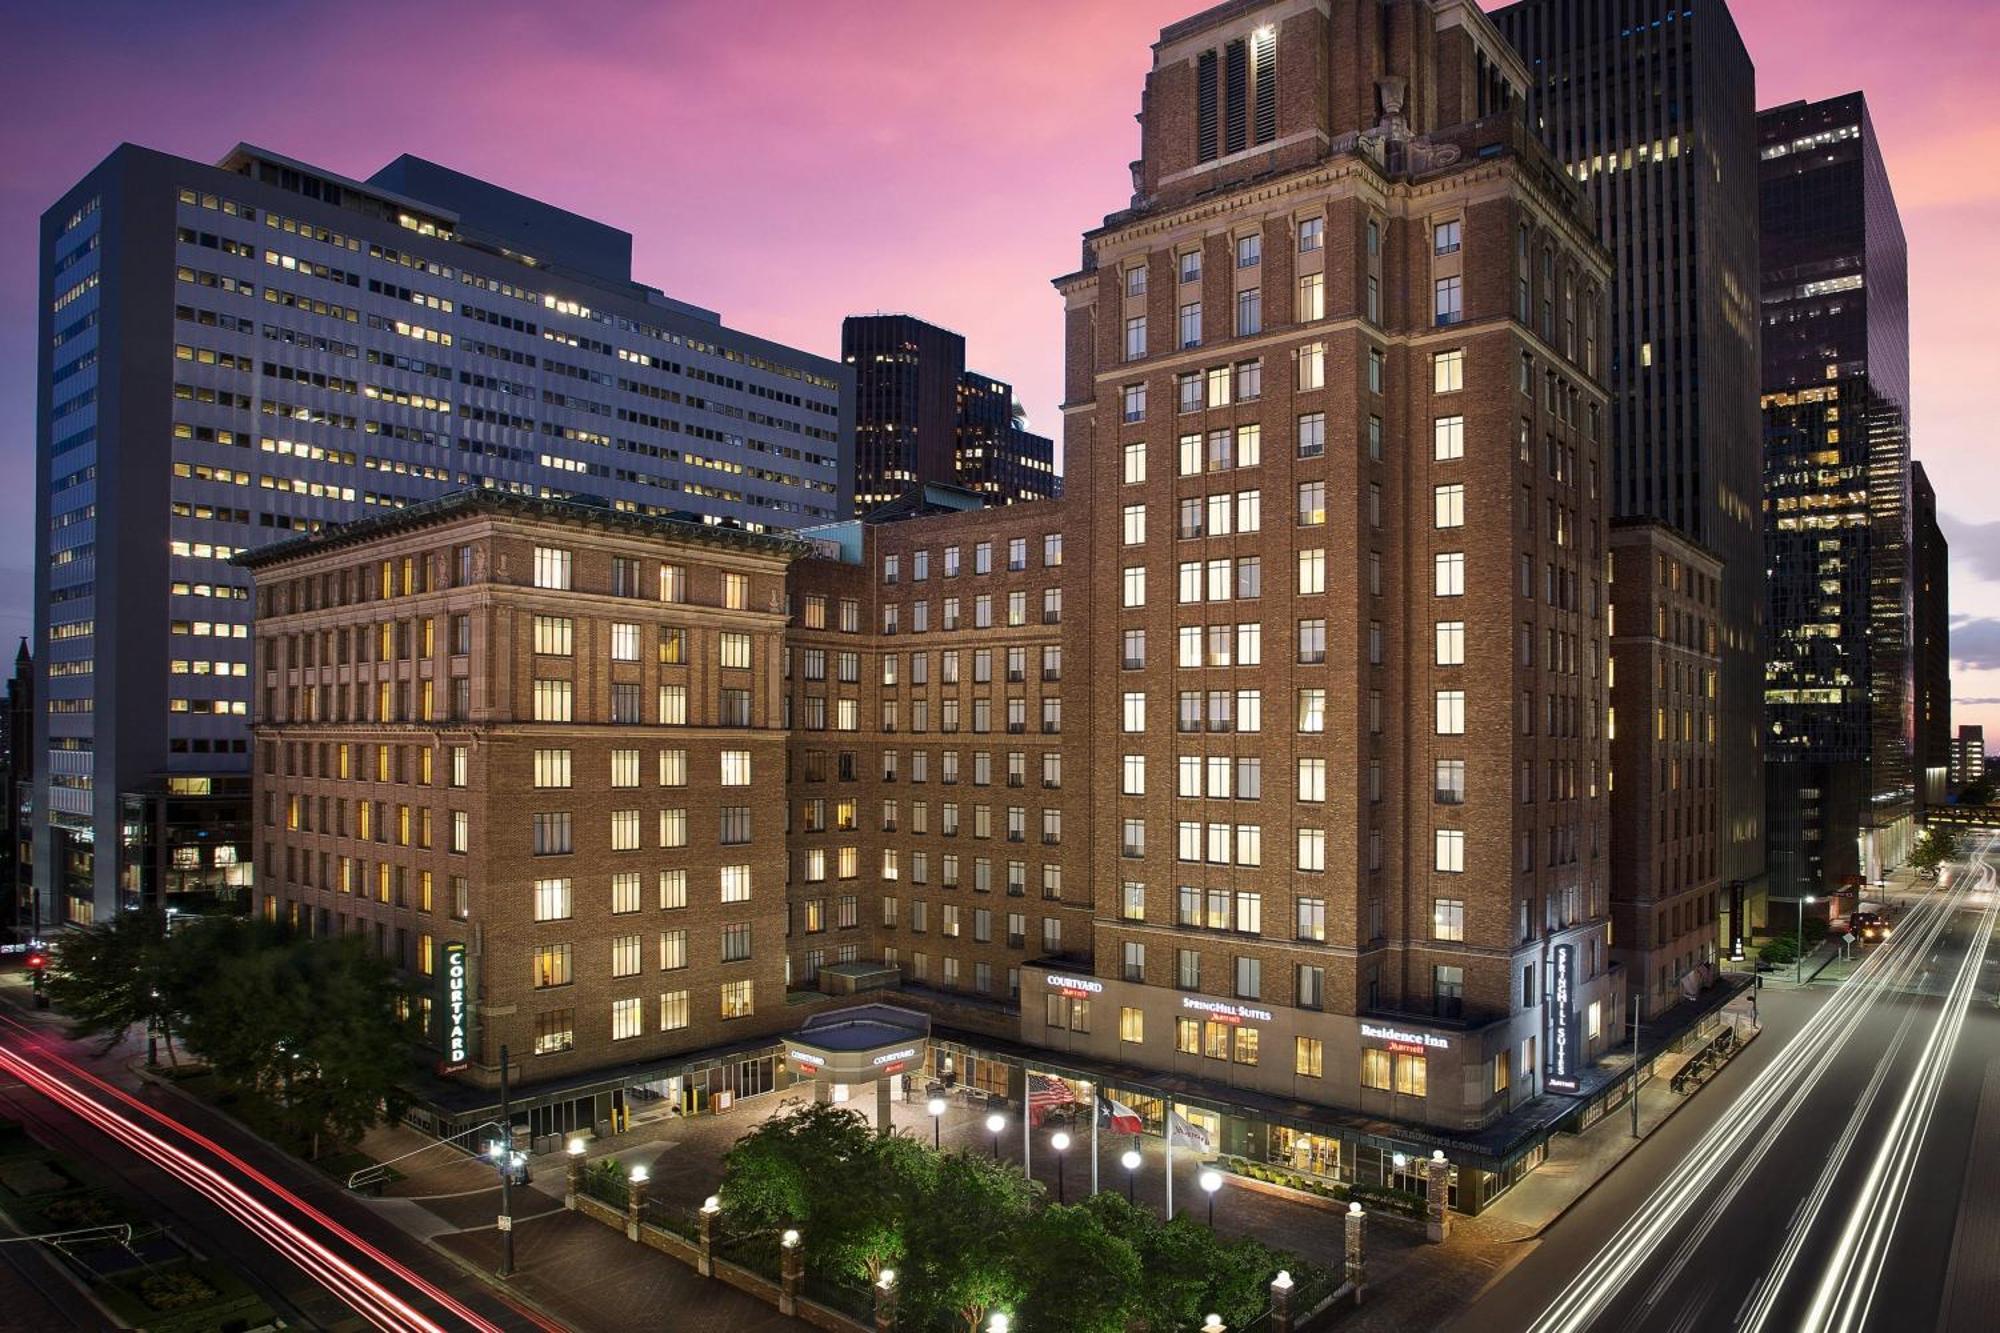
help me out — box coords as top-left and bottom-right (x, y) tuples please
(1270, 1126), (1342, 1179)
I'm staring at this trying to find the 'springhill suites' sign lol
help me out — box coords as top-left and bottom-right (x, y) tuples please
(1546, 943), (1581, 1093)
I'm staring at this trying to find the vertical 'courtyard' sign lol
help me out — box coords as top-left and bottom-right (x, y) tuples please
(442, 940), (471, 1072)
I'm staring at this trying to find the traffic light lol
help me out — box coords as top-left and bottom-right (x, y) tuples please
(24, 949), (48, 1007)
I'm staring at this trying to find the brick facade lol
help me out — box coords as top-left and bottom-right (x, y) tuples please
(245, 0), (1635, 1137)
(1607, 520), (1722, 1019)
(245, 494), (806, 1089)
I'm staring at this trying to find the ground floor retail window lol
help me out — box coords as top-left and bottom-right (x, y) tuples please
(963, 1052), (1011, 1096)
(1269, 1127), (1341, 1179)
(1108, 1088), (1166, 1135)
(724, 1055), (776, 1099)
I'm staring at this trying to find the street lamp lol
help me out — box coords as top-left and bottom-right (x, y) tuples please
(1201, 1314), (1226, 1333)
(1199, 1168), (1222, 1229)
(1120, 1148), (1142, 1203)
(987, 1314), (1011, 1333)
(1051, 1131), (1072, 1203)
(927, 1096), (947, 1149)
(985, 1112), (1006, 1160)
(1797, 894), (1817, 984)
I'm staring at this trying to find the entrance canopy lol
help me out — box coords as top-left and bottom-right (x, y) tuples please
(785, 1004), (931, 1085)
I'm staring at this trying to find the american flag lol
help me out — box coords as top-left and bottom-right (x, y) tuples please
(1027, 1073), (1076, 1125)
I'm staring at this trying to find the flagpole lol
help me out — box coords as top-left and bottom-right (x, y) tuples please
(1089, 1080), (1099, 1196)
(1023, 1067), (1032, 1179)
(1165, 1097), (1175, 1220)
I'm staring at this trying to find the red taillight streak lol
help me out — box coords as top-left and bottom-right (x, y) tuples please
(0, 1045), (441, 1333)
(0, 1014), (555, 1333)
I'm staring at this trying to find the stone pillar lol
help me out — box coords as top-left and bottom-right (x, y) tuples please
(873, 1269), (898, 1332)
(876, 1076), (894, 1134)
(1424, 1151), (1451, 1244)
(1344, 1202), (1366, 1301)
(815, 1074), (833, 1105)
(698, 1197), (720, 1277)
(1270, 1271), (1295, 1333)
(565, 1142), (587, 1210)
(626, 1168), (648, 1242)
(779, 1231), (803, 1316)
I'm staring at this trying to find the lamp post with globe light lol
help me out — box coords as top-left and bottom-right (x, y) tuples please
(986, 1112), (1006, 1160)
(1051, 1131), (1072, 1203)
(927, 1096), (947, 1149)
(1199, 1168), (1222, 1228)
(1120, 1148), (1141, 1203)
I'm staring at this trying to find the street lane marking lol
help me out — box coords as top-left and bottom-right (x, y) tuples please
(1797, 839), (2000, 1333)
(1523, 865), (1976, 1333)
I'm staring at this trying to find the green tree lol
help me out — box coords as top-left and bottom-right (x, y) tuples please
(900, 1150), (1032, 1333)
(1013, 1203), (1141, 1333)
(176, 931), (410, 1158)
(719, 1100), (880, 1256)
(1909, 827), (1961, 874)
(818, 1130), (933, 1284)
(274, 935), (413, 1157)
(46, 910), (178, 1059)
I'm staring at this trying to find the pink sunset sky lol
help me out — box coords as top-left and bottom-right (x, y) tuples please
(3, 0), (1997, 733)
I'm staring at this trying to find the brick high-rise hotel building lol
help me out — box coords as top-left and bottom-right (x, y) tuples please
(1039, 0), (1616, 1130)
(247, 0), (1647, 1210)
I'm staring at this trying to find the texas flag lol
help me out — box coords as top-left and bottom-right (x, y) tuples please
(1098, 1093), (1144, 1135)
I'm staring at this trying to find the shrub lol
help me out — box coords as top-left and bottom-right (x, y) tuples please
(136, 1269), (219, 1311)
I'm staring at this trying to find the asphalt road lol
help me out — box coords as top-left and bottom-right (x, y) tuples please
(1463, 837), (2000, 1333)
(0, 984), (557, 1332)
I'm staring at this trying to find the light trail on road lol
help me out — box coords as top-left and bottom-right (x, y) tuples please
(1523, 838), (1995, 1333)
(0, 1041), (460, 1332)
(0, 1008), (562, 1333)
(1796, 843), (2000, 1333)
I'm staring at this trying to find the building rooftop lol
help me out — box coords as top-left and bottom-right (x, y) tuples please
(232, 489), (820, 570)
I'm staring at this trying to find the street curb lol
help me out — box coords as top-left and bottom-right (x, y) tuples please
(1522, 1022), (1765, 1242)
(418, 1226), (577, 1332)
(135, 1061), (573, 1331)
(1445, 1022), (1769, 1320)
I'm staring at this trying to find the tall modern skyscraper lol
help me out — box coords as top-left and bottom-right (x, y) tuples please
(842, 314), (1057, 513)
(1493, 0), (1768, 920)
(1758, 92), (1913, 893)
(34, 143), (852, 929)
(1911, 462), (1949, 811)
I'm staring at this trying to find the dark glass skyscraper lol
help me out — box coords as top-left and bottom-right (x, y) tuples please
(1759, 91), (1914, 893)
(843, 314), (966, 514)
(954, 373), (1058, 504)
(1911, 462), (1949, 811)
(842, 314), (1057, 514)
(1493, 0), (1767, 913)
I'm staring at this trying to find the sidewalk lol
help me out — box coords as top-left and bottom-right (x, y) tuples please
(1334, 997), (1763, 1331)
(1480, 1014), (1761, 1236)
